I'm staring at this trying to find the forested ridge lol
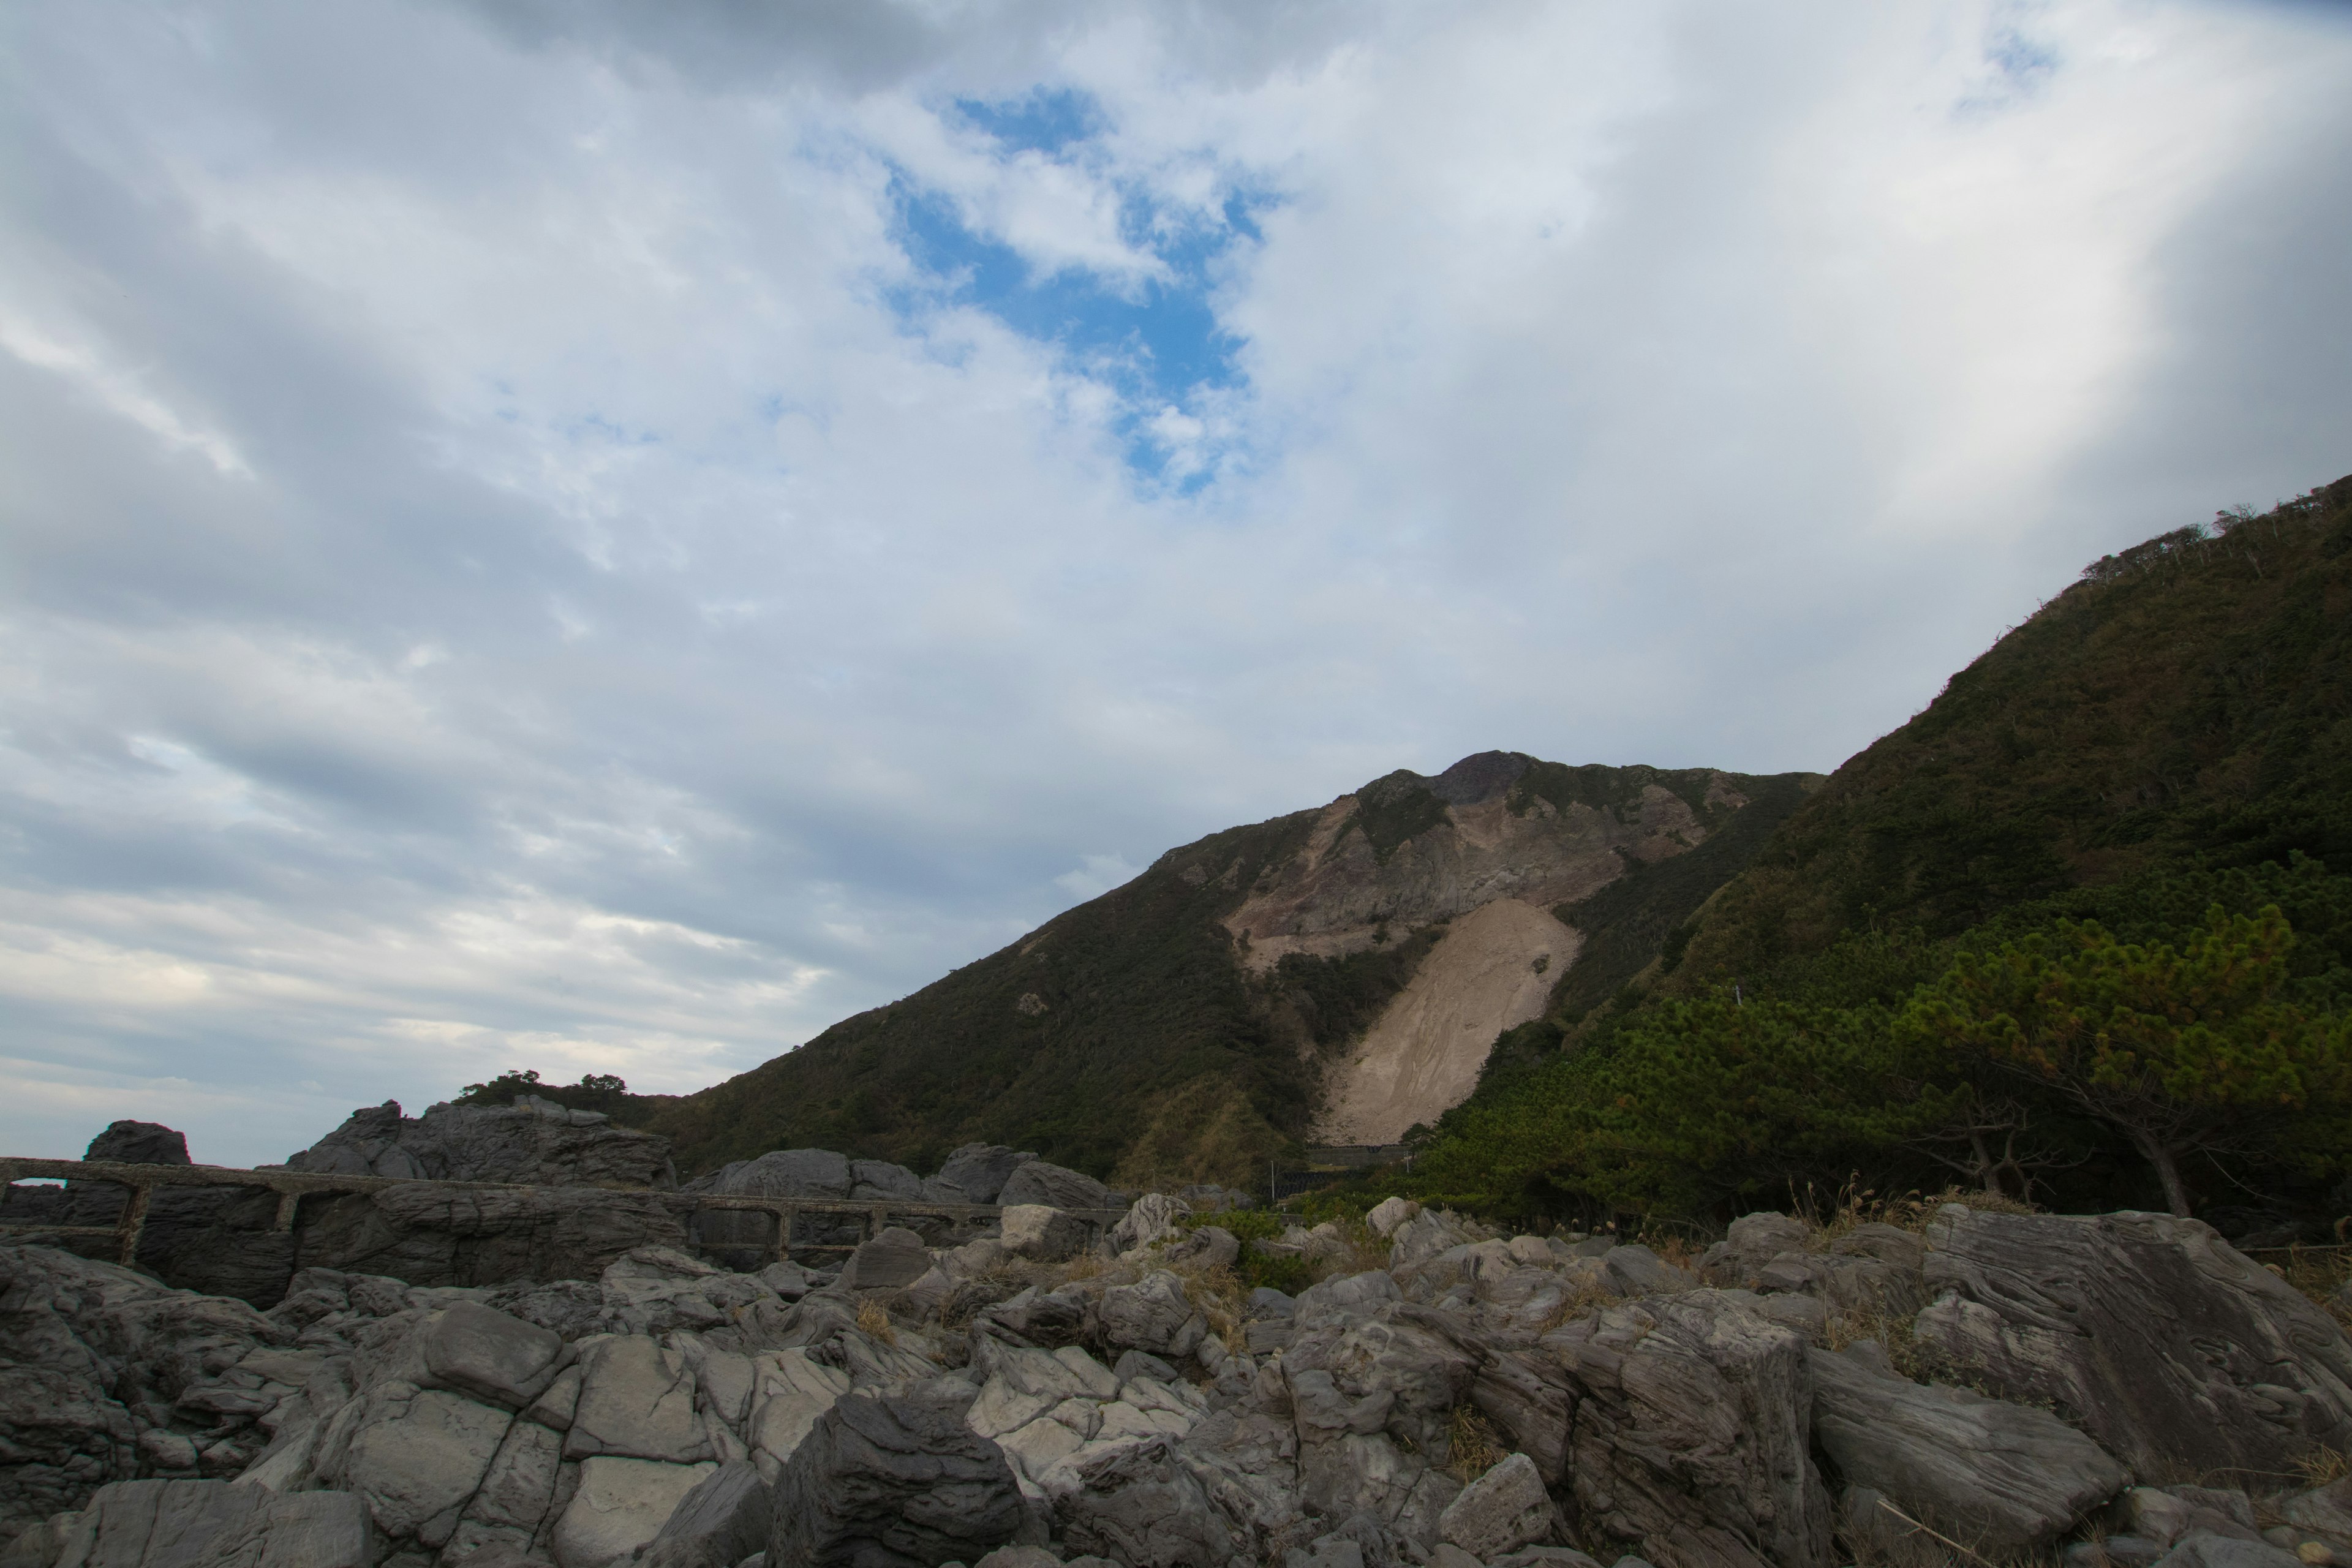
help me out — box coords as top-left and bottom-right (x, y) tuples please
(1410, 473), (2352, 1231)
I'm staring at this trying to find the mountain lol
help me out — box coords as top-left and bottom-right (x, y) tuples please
(1411, 472), (2352, 1224)
(641, 752), (1818, 1184)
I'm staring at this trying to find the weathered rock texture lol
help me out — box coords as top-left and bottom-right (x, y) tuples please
(771, 1389), (1023, 1568)
(1912, 1206), (2352, 1477)
(286, 1100), (676, 1189)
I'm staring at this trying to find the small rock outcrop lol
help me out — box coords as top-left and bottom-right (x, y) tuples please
(286, 1099), (676, 1189)
(770, 1387), (1024, 1568)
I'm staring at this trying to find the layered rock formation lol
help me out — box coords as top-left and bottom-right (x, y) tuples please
(9, 1185), (2351, 1568)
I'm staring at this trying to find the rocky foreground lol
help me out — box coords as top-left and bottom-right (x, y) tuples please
(8, 1169), (2352, 1568)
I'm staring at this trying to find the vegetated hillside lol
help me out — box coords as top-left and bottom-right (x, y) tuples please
(1411, 474), (2352, 1231)
(640, 753), (1814, 1186)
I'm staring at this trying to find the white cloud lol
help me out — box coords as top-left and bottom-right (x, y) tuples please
(2, 0), (2348, 1165)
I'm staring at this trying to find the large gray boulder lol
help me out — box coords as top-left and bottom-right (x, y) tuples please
(698, 1150), (855, 1258)
(1099, 1273), (1206, 1360)
(839, 1229), (932, 1292)
(549, 1455), (718, 1568)
(1809, 1343), (2127, 1556)
(287, 1099), (676, 1188)
(927, 1146), (1036, 1205)
(995, 1161), (1120, 1212)
(1547, 1291), (1834, 1568)
(566, 1337), (710, 1463)
(1438, 1454), (1558, 1559)
(769, 1387), (1023, 1568)
(848, 1161), (925, 1202)
(306, 1381), (514, 1549)
(1910, 1206), (2352, 1477)
(643, 1460), (774, 1568)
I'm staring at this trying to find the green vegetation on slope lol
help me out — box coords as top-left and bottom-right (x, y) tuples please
(628, 756), (1806, 1185)
(1411, 475), (2352, 1227)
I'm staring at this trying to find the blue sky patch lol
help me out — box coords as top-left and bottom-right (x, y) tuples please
(888, 93), (1271, 488)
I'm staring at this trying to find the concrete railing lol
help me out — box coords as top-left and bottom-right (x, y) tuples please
(0, 1155), (1128, 1268)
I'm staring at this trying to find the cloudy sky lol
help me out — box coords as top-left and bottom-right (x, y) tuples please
(4, 1), (2350, 1167)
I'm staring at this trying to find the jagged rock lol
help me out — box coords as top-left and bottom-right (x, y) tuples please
(47, 1478), (371, 1568)
(839, 1229), (932, 1292)
(1100, 1273), (1205, 1360)
(1438, 1454), (1557, 1559)
(1468, 1346), (1577, 1487)
(1160, 1228), (1240, 1272)
(995, 1163), (1120, 1213)
(288, 1100), (674, 1188)
(769, 1387), (1023, 1568)
(1599, 1245), (1693, 1299)
(1294, 1272), (1403, 1329)
(1110, 1196), (1192, 1257)
(929, 1147), (1036, 1207)
(567, 1338), (709, 1463)
(598, 1247), (780, 1338)
(2154, 1534), (2304, 1568)
(551, 1455), (717, 1568)
(998, 1207), (1090, 1264)
(641, 1460), (772, 1568)
(1808, 1343), (2126, 1555)
(2283, 1477), (2352, 1547)
(1365, 1200), (1419, 1240)
(1057, 1438), (1238, 1568)
(448, 1417), (565, 1558)
(87, 1122), (191, 1166)
(1699, 1215), (1807, 1286)
(1911, 1206), (2352, 1477)
(386, 1302), (569, 1411)
(1318, 1309), (1480, 1455)
(1549, 1290), (1834, 1568)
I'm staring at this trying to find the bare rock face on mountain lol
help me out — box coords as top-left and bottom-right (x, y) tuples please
(286, 1099), (676, 1189)
(292, 1183), (693, 1292)
(1911, 1206), (2352, 1477)
(1223, 753), (1743, 968)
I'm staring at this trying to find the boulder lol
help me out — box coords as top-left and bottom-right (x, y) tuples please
(1100, 1273), (1205, 1359)
(769, 1387), (1023, 1568)
(1057, 1438), (1240, 1568)
(1366, 1199), (1420, 1239)
(551, 1455), (718, 1568)
(1469, 1347), (1577, 1488)
(839, 1229), (933, 1292)
(998, 1207), (1090, 1264)
(287, 1099), (675, 1188)
(449, 1417), (565, 1556)
(405, 1302), (569, 1410)
(745, 1351), (853, 1468)
(1549, 1291), (1834, 1568)
(1161, 1228), (1240, 1272)
(929, 1146), (1037, 1207)
(86, 1121), (191, 1166)
(1438, 1454), (1558, 1560)
(996, 1162), (1120, 1213)
(1600, 1245), (1693, 1300)
(643, 1459), (774, 1568)
(1910, 1206), (2352, 1477)
(1809, 1344), (2126, 1556)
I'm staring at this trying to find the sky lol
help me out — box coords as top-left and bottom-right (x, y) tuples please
(4, 1), (2350, 1167)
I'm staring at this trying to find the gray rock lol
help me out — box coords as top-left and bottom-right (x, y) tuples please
(1115, 1350), (1180, 1386)
(405, 1302), (569, 1410)
(567, 1337), (709, 1463)
(1468, 1347), (1576, 1488)
(2153, 1532), (2304, 1568)
(1437, 1454), (1557, 1559)
(308, 1382), (514, 1548)
(1321, 1309), (1480, 1455)
(1100, 1273), (1204, 1358)
(1110, 1195), (1193, 1256)
(1057, 1438), (1239, 1568)
(995, 1163), (1119, 1213)
(86, 1121), (192, 1166)
(1365, 1199), (1419, 1239)
(1160, 1228), (1240, 1272)
(929, 1147), (1036, 1207)
(550, 1455), (717, 1568)
(1599, 1245), (1692, 1298)
(769, 1387), (1023, 1568)
(294, 1182), (693, 1291)
(643, 1460), (773, 1568)
(840, 1229), (932, 1292)
(997, 1207), (1090, 1264)
(848, 1162), (925, 1204)
(1809, 1343), (2125, 1555)
(2283, 1477), (2352, 1544)
(1247, 1288), (1297, 1320)
(287, 1099), (674, 1188)
(1911, 1206), (2352, 1477)
(744, 1351), (851, 1468)
(1698, 1214), (1808, 1285)
(1293, 1272), (1403, 1327)
(454, 1417), (565, 1542)
(972, 1550), (1061, 1568)
(1488, 1551), (1604, 1568)
(1548, 1290), (1833, 1568)
(50, 1478), (371, 1568)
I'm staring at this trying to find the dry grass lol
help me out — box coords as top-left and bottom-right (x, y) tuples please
(2272, 1246), (2352, 1332)
(1537, 1281), (1623, 1335)
(1824, 1299), (1932, 1382)
(1442, 1403), (1507, 1483)
(1789, 1178), (2040, 1253)
(854, 1297), (897, 1346)
(2293, 1446), (2352, 1489)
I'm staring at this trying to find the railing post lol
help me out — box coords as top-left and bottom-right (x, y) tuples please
(116, 1182), (152, 1267)
(273, 1188), (301, 1231)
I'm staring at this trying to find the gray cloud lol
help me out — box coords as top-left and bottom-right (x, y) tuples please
(4, 0), (2350, 1165)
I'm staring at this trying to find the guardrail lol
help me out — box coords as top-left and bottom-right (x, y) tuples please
(0, 1156), (1128, 1268)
